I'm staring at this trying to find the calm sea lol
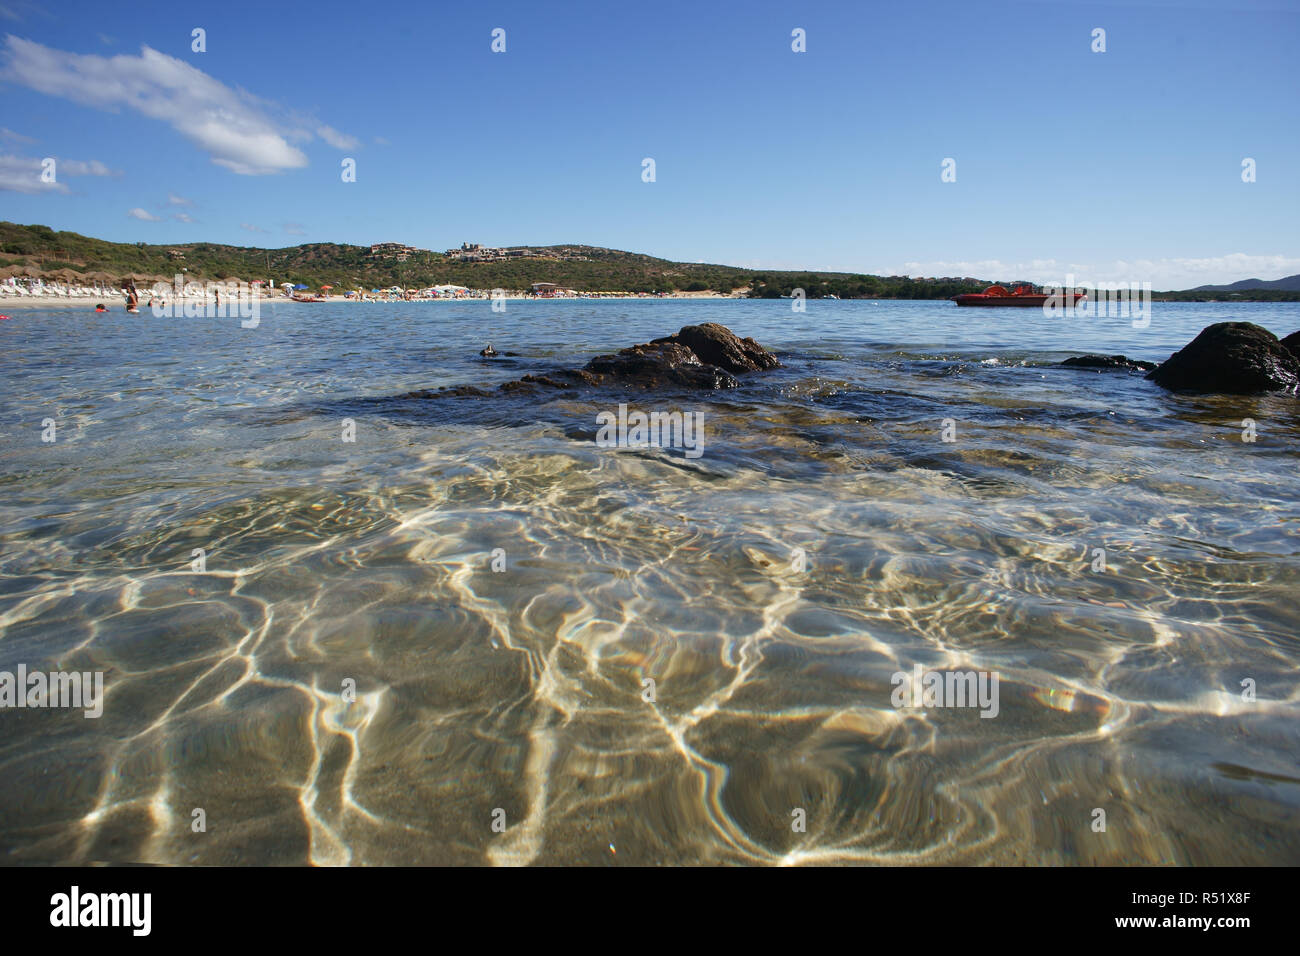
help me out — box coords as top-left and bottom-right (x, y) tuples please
(1, 298), (1297, 864)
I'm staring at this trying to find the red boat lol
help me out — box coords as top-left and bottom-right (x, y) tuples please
(952, 284), (1086, 307)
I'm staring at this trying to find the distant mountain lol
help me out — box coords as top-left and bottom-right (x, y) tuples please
(1189, 275), (1300, 292)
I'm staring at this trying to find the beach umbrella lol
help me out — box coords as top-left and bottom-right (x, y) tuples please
(293, 283), (308, 290)
(320, 285), (333, 290)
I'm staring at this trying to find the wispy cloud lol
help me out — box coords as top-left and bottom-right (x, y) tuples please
(0, 126), (34, 143)
(173, 212), (195, 223)
(0, 151), (117, 193)
(240, 223), (267, 233)
(167, 192), (193, 206)
(316, 125), (358, 150)
(0, 35), (357, 175)
(60, 158), (114, 176)
(282, 222), (306, 235)
(128, 207), (162, 221)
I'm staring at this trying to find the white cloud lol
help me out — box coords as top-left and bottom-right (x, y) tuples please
(128, 207), (161, 221)
(60, 158), (114, 176)
(167, 192), (193, 206)
(0, 152), (54, 192)
(316, 125), (358, 150)
(240, 223), (266, 233)
(0, 125), (34, 143)
(0, 35), (357, 175)
(890, 255), (1300, 290)
(0, 151), (117, 193)
(173, 212), (195, 223)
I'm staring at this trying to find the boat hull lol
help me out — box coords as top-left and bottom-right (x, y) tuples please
(952, 293), (1086, 307)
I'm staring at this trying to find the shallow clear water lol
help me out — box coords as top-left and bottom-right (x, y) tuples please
(1, 298), (1297, 865)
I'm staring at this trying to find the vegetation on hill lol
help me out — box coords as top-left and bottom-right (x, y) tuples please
(4, 222), (1298, 300)
(1150, 288), (1300, 302)
(1189, 275), (1300, 293)
(0, 222), (990, 297)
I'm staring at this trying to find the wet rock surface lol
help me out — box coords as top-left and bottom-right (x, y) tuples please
(1147, 322), (1300, 394)
(649, 323), (782, 373)
(1281, 330), (1300, 361)
(1061, 354), (1157, 372)
(404, 323), (780, 398)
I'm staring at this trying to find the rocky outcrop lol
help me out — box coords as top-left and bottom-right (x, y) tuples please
(1147, 322), (1300, 394)
(1061, 354), (1156, 372)
(1281, 330), (1300, 361)
(583, 341), (741, 389)
(404, 323), (780, 399)
(650, 323), (781, 373)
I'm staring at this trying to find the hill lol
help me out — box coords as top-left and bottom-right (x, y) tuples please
(6, 222), (1297, 301)
(1189, 275), (1300, 292)
(0, 222), (989, 299)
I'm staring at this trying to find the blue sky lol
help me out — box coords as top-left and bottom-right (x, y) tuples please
(1, 0), (1297, 287)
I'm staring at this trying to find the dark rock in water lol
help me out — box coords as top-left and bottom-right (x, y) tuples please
(1281, 330), (1300, 360)
(1062, 354), (1156, 372)
(650, 323), (781, 373)
(584, 341), (741, 389)
(408, 323), (777, 398)
(1147, 322), (1300, 394)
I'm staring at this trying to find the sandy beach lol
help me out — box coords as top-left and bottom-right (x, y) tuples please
(1, 290), (745, 310)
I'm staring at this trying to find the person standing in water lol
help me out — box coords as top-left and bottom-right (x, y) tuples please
(125, 279), (139, 312)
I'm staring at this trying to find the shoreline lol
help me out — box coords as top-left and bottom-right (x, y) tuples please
(0, 290), (747, 309)
(5, 292), (1295, 311)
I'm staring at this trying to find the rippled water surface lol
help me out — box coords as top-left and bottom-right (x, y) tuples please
(1, 299), (1298, 865)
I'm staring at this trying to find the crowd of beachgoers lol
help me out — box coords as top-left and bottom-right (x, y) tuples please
(345, 287), (700, 302)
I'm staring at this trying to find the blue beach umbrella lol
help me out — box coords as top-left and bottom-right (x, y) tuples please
(293, 283), (308, 290)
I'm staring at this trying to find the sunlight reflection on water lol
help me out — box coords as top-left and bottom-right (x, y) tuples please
(1, 300), (1297, 864)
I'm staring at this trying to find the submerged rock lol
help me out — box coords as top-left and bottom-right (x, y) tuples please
(1061, 354), (1156, 372)
(1147, 322), (1300, 394)
(404, 323), (779, 399)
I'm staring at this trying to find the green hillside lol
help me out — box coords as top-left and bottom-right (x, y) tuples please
(0, 221), (989, 298)
(10, 221), (1294, 300)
